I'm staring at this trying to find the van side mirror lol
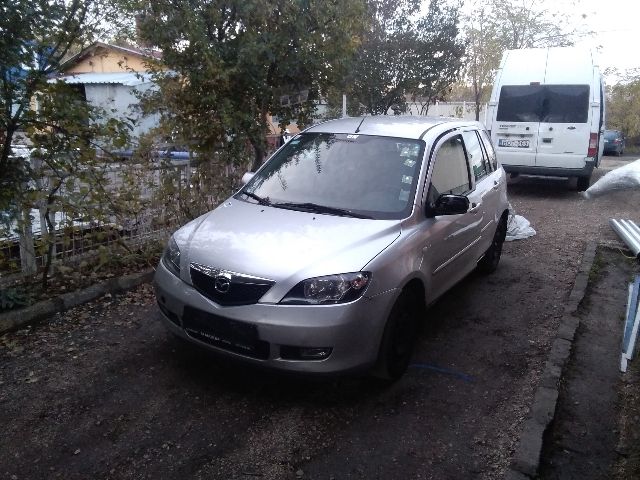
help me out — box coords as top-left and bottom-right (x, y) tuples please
(241, 172), (255, 186)
(432, 194), (470, 216)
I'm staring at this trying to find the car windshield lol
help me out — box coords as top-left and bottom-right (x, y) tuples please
(239, 133), (425, 220)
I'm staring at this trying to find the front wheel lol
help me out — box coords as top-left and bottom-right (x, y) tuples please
(373, 290), (421, 381)
(477, 216), (507, 274)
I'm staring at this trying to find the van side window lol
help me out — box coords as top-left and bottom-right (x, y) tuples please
(429, 135), (471, 200)
(462, 130), (490, 181)
(478, 130), (498, 171)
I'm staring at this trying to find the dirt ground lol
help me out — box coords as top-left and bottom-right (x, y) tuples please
(538, 246), (640, 479)
(1, 155), (639, 480)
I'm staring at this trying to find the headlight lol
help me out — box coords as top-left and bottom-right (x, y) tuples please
(162, 236), (181, 276)
(280, 272), (371, 305)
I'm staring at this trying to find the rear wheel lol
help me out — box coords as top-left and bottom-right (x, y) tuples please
(373, 290), (421, 381)
(477, 215), (507, 274)
(576, 175), (591, 191)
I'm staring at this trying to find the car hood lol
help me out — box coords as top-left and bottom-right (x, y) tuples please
(178, 198), (401, 295)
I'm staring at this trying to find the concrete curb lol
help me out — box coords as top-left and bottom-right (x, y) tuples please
(0, 268), (155, 335)
(506, 242), (597, 478)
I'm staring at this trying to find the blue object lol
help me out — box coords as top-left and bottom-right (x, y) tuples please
(410, 363), (475, 383)
(622, 275), (640, 355)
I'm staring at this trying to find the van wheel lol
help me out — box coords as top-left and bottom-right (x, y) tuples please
(373, 290), (420, 381)
(477, 216), (507, 274)
(576, 175), (591, 191)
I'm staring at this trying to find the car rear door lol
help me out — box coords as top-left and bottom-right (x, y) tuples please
(463, 129), (502, 254)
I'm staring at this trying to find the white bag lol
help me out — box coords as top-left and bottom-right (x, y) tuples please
(583, 159), (640, 199)
(506, 214), (536, 242)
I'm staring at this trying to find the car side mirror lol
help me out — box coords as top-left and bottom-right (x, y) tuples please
(241, 172), (255, 186)
(433, 194), (470, 216)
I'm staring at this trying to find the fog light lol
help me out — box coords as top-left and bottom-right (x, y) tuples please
(280, 345), (333, 360)
(299, 347), (332, 359)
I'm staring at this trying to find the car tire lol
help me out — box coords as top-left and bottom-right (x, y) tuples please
(576, 175), (591, 191)
(477, 215), (507, 274)
(373, 290), (421, 381)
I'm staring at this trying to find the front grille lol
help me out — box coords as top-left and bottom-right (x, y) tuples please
(190, 263), (274, 306)
(182, 307), (270, 360)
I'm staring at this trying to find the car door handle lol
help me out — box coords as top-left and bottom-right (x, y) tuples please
(492, 180), (500, 190)
(469, 202), (481, 213)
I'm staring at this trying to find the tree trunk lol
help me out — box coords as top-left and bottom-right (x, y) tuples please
(250, 142), (265, 173)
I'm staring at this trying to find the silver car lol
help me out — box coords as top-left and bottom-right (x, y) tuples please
(154, 116), (509, 379)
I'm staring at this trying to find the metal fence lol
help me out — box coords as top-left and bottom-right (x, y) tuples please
(0, 155), (237, 280)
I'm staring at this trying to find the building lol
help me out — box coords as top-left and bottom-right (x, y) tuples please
(51, 42), (163, 139)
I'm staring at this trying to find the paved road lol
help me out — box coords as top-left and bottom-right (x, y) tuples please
(1, 156), (639, 480)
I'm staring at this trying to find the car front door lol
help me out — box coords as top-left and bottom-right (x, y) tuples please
(420, 133), (484, 304)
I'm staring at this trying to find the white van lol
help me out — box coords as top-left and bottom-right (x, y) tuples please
(485, 47), (605, 191)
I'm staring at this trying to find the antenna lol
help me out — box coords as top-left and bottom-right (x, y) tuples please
(354, 117), (366, 133)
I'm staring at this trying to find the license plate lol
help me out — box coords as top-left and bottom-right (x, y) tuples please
(182, 307), (269, 359)
(498, 138), (530, 148)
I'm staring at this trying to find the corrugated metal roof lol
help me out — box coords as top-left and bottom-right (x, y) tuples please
(51, 72), (153, 86)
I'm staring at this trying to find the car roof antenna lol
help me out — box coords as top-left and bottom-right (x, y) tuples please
(354, 117), (366, 133)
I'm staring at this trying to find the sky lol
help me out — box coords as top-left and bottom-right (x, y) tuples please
(566, 0), (640, 77)
(452, 0), (640, 83)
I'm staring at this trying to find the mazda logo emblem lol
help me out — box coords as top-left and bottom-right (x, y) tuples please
(214, 274), (232, 294)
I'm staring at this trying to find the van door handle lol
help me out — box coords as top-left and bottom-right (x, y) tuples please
(567, 126), (576, 130)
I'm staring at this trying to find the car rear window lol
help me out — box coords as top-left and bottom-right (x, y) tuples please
(604, 131), (620, 140)
(497, 85), (590, 123)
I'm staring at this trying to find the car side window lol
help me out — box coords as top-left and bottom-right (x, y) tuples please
(462, 130), (490, 181)
(478, 130), (498, 171)
(428, 134), (471, 204)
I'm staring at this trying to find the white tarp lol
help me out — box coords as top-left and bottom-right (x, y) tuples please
(583, 159), (640, 199)
(506, 213), (536, 241)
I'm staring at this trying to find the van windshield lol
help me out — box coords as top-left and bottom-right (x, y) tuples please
(497, 85), (590, 123)
(239, 133), (425, 220)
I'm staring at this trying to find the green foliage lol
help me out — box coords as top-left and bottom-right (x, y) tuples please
(343, 0), (465, 116)
(0, 286), (32, 311)
(133, 0), (366, 171)
(0, 0), (141, 286)
(607, 71), (640, 144)
(0, 0), (131, 209)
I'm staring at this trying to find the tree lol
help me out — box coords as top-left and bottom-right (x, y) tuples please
(133, 0), (367, 172)
(346, 0), (464, 116)
(462, 7), (502, 120)
(460, 0), (591, 120)
(408, 1), (466, 115)
(1, 0), (134, 282)
(606, 69), (640, 144)
(0, 0), (133, 206)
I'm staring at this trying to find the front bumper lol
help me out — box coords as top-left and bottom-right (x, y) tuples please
(153, 260), (398, 374)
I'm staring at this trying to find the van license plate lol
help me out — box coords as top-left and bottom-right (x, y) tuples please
(498, 139), (530, 148)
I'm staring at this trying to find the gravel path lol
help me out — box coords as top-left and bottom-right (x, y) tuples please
(1, 156), (639, 480)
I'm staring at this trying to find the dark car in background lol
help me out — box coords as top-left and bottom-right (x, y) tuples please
(604, 129), (625, 156)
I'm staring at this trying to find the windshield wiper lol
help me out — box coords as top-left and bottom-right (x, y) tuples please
(241, 190), (271, 206)
(274, 202), (372, 219)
